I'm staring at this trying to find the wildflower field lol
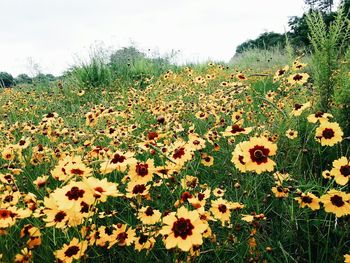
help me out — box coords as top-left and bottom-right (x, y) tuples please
(0, 56), (350, 263)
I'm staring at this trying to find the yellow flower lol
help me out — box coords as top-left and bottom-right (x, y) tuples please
(134, 234), (156, 251)
(286, 129), (298, 139)
(287, 73), (309, 85)
(221, 124), (253, 137)
(210, 198), (243, 226)
(137, 206), (162, 225)
(307, 112), (333, 123)
(55, 238), (88, 263)
(273, 65), (289, 82)
(108, 224), (136, 248)
(315, 122), (343, 146)
(128, 159), (155, 184)
(160, 206), (207, 251)
(344, 254), (350, 263)
(294, 192), (320, 210)
(291, 102), (311, 116)
(232, 137), (277, 174)
(320, 189), (350, 217)
(271, 186), (289, 198)
(330, 157), (350, 186)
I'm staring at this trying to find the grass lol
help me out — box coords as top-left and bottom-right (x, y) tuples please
(0, 54), (349, 263)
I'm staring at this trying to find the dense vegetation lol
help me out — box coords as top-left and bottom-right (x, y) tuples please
(0, 2), (350, 263)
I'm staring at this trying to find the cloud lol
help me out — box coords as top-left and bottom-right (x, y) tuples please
(0, 0), (306, 76)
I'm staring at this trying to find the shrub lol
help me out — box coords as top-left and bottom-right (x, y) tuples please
(0, 72), (15, 88)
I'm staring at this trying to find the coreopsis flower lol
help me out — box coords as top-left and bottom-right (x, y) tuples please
(213, 187), (225, 197)
(271, 186), (289, 198)
(84, 177), (121, 202)
(169, 140), (194, 165)
(50, 181), (95, 211)
(0, 207), (31, 228)
(344, 254), (350, 263)
(315, 122), (343, 146)
(134, 234), (156, 251)
(286, 129), (298, 139)
(294, 192), (320, 211)
(126, 181), (151, 199)
(128, 159), (155, 184)
(320, 189), (350, 217)
(292, 60), (307, 70)
(210, 198), (243, 226)
(322, 170), (333, 179)
(273, 171), (290, 185)
(287, 73), (309, 85)
(51, 155), (92, 181)
(221, 124), (253, 137)
(307, 112), (333, 123)
(108, 224), (136, 248)
(137, 206), (162, 225)
(14, 248), (32, 263)
(273, 66), (289, 82)
(232, 137), (277, 174)
(55, 238), (88, 263)
(33, 175), (49, 189)
(181, 175), (199, 190)
(188, 133), (206, 151)
(160, 206), (207, 251)
(188, 189), (211, 209)
(20, 224), (41, 249)
(330, 157), (350, 185)
(201, 153), (214, 167)
(291, 102), (311, 116)
(100, 151), (136, 174)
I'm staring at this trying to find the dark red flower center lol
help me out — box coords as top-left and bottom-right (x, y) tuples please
(111, 154), (126, 164)
(301, 196), (313, 204)
(173, 147), (185, 159)
(136, 163), (149, 177)
(249, 146), (269, 164)
(64, 246), (80, 257)
(218, 204), (227, 213)
(54, 211), (67, 222)
(70, 169), (84, 176)
(293, 74), (303, 81)
(65, 187), (85, 200)
(145, 207), (154, 216)
(294, 104), (302, 110)
(172, 218), (194, 239)
(132, 184), (146, 194)
(340, 165), (350, 177)
(230, 124), (245, 134)
(330, 195), (344, 207)
(322, 128), (335, 139)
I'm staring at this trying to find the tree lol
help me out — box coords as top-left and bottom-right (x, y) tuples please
(16, 74), (32, 84)
(235, 32), (286, 54)
(304, 0), (334, 12)
(0, 72), (15, 88)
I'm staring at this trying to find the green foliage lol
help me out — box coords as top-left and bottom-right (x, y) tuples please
(230, 47), (295, 71)
(235, 32), (286, 54)
(0, 72), (15, 88)
(69, 54), (112, 89)
(334, 48), (350, 137)
(15, 74), (32, 84)
(306, 5), (350, 111)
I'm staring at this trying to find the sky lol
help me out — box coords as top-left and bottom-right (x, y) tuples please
(0, 0), (312, 76)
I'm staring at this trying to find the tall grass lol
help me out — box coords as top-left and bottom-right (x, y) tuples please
(306, 5), (350, 112)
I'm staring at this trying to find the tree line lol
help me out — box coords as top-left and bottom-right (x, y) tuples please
(235, 0), (350, 54)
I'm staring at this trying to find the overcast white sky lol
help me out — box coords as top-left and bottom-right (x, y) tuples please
(1, 0), (312, 76)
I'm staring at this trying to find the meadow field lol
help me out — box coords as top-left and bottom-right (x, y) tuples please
(0, 48), (350, 263)
(0, 6), (350, 262)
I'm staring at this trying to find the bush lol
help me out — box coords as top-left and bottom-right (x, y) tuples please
(0, 72), (15, 88)
(16, 74), (32, 84)
(70, 54), (112, 89)
(306, 5), (350, 112)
